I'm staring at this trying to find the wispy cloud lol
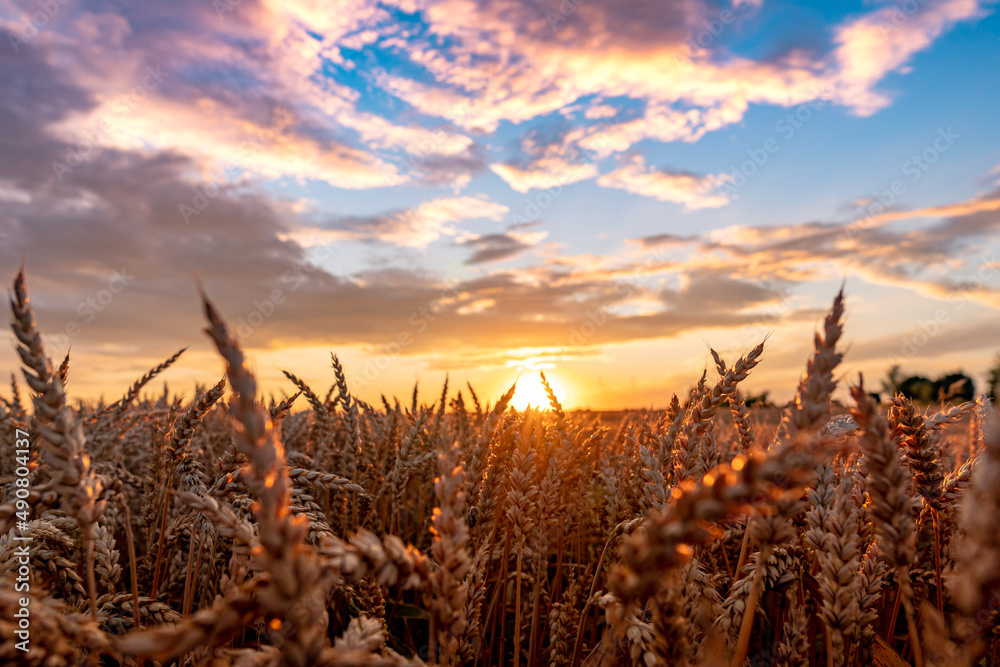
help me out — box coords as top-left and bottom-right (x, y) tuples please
(459, 231), (547, 264)
(597, 155), (733, 209)
(287, 196), (509, 248)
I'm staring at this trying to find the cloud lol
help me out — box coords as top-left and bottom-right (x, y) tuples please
(459, 231), (547, 264)
(1, 0), (989, 207)
(632, 233), (694, 249)
(376, 0), (988, 179)
(663, 271), (790, 313)
(682, 190), (1000, 310)
(829, 0), (985, 114)
(584, 104), (619, 120)
(491, 158), (598, 193)
(597, 155), (732, 209)
(286, 196), (509, 248)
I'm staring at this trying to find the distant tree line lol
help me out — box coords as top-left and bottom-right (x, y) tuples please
(881, 353), (1000, 403)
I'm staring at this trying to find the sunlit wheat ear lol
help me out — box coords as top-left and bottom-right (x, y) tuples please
(851, 378), (915, 580)
(610, 439), (818, 608)
(270, 390), (301, 427)
(426, 438), (471, 665)
(200, 290), (334, 667)
(772, 287), (845, 451)
(10, 269), (104, 619)
(112, 347), (187, 416)
(851, 375), (927, 666)
(0, 587), (111, 662)
(807, 468), (862, 664)
(673, 340), (765, 483)
(850, 540), (887, 663)
(890, 395), (945, 509)
(167, 376), (226, 469)
(281, 369), (332, 460)
(952, 405), (1000, 637)
(504, 430), (538, 667)
(331, 353), (363, 480)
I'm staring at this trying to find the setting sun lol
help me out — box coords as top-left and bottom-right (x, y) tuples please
(510, 372), (570, 411)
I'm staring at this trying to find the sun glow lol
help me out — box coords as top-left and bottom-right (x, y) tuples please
(510, 372), (570, 411)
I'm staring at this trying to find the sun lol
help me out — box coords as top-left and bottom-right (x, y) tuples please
(510, 371), (570, 411)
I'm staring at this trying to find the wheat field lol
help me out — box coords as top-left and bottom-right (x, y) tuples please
(0, 270), (997, 667)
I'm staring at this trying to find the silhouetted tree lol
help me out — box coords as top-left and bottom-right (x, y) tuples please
(987, 353), (1000, 402)
(898, 375), (936, 402)
(881, 364), (903, 396)
(934, 372), (975, 402)
(892, 371), (975, 402)
(744, 390), (771, 408)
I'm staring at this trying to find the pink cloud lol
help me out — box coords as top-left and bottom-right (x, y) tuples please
(597, 155), (732, 209)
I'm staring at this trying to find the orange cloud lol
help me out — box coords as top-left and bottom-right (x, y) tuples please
(597, 155), (732, 209)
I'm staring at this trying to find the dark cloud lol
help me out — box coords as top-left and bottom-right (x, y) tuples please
(403, 144), (491, 187)
(632, 232), (692, 249)
(460, 233), (534, 264)
(0, 45), (96, 186)
(310, 195), (507, 247)
(661, 271), (790, 313)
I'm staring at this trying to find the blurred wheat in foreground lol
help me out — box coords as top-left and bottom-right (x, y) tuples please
(1, 271), (998, 667)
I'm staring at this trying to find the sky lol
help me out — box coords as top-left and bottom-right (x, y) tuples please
(1, 0), (999, 410)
